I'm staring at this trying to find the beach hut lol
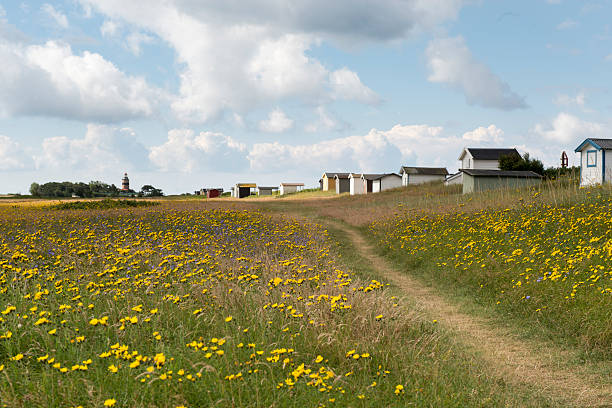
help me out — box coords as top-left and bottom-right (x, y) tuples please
(349, 173), (364, 195)
(333, 173), (350, 194)
(574, 138), (612, 186)
(447, 147), (521, 186)
(399, 167), (448, 186)
(371, 173), (402, 192)
(233, 183), (256, 198)
(279, 183), (304, 195)
(257, 186), (278, 196)
(461, 170), (542, 194)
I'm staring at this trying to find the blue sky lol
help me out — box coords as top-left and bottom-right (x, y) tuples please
(0, 0), (611, 194)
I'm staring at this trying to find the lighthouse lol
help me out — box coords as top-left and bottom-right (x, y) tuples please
(121, 173), (130, 192)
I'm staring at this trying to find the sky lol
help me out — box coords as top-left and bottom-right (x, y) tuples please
(0, 0), (611, 194)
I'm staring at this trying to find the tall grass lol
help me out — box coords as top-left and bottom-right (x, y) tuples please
(0, 203), (550, 407)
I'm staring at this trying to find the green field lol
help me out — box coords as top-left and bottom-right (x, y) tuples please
(0, 181), (611, 407)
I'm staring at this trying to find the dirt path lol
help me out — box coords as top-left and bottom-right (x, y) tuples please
(325, 220), (612, 408)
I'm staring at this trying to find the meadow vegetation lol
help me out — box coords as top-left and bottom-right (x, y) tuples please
(0, 202), (549, 407)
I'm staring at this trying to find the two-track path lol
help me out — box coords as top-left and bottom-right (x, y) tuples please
(323, 219), (612, 408)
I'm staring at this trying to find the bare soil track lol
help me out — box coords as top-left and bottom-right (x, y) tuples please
(325, 219), (612, 408)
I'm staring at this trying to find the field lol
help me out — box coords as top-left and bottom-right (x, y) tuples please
(372, 189), (612, 358)
(0, 201), (552, 407)
(1, 181), (611, 407)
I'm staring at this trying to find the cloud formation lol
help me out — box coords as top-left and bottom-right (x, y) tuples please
(532, 112), (605, 143)
(36, 124), (149, 173)
(259, 108), (294, 133)
(247, 123), (501, 174)
(79, 0), (464, 122)
(0, 39), (162, 122)
(0, 135), (32, 171)
(41, 4), (69, 28)
(149, 129), (247, 172)
(426, 36), (527, 110)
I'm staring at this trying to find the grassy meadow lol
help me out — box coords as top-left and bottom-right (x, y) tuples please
(368, 184), (612, 360)
(0, 201), (553, 407)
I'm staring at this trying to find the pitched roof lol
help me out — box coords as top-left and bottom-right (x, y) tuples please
(280, 182), (304, 186)
(332, 173), (351, 179)
(361, 173), (384, 180)
(399, 166), (449, 175)
(574, 138), (612, 152)
(460, 148), (520, 160)
(461, 169), (542, 178)
(372, 173), (401, 180)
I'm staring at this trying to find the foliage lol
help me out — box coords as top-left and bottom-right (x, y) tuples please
(50, 199), (158, 210)
(0, 204), (540, 407)
(372, 190), (612, 358)
(499, 153), (545, 175)
(29, 181), (120, 198)
(542, 166), (580, 181)
(139, 185), (164, 197)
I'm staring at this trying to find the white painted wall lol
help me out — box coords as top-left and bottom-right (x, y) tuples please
(379, 174), (402, 191)
(280, 185), (299, 195)
(471, 159), (500, 170)
(349, 175), (364, 195)
(372, 180), (381, 193)
(402, 172), (408, 186)
(406, 174), (446, 185)
(580, 146), (603, 186)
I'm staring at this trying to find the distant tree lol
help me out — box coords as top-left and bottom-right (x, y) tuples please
(139, 185), (164, 197)
(29, 182), (40, 196)
(499, 153), (544, 175)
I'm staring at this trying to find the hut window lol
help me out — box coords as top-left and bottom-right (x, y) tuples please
(587, 150), (597, 167)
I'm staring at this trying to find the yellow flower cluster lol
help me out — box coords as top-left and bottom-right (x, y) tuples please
(0, 204), (400, 406)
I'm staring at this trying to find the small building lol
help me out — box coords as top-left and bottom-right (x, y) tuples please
(399, 167), (448, 186)
(320, 173), (339, 192)
(279, 183), (304, 195)
(447, 147), (521, 186)
(574, 138), (612, 186)
(257, 186), (278, 196)
(349, 173), (364, 195)
(461, 169), (542, 194)
(233, 183), (256, 198)
(206, 188), (223, 198)
(334, 173), (351, 194)
(372, 173), (402, 192)
(360, 174), (382, 194)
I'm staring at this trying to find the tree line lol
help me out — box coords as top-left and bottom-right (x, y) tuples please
(29, 181), (163, 198)
(499, 153), (579, 179)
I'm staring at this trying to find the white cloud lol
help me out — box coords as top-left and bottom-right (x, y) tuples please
(532, 112), (605, 143)
(553, 91), (586, 108)
(0, 5), (6, 18)
(36, 124), (149, 173)
(125, 32), (155, 56)
(556, 19), (578, 30)
(329, 68), (379, 104)
(0, 135), (32, 171)
(79, 0), (463, 123)
(0, 39), (161, 122)
(426, 36), (527, 110)
(462, 125), (504, 143)
(100, 20), (120, 37)
(258, 108), (294, 133)
(247, 123), (497, 173)
(149, 129), (247, 172)
(305, 106), (344, 132)
(605, 54), (612, 61)
(41, 4), (68, 29)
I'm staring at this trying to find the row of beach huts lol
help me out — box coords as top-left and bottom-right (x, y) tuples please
(197, 139), (612, 198)
(320, 147), (543, 195)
